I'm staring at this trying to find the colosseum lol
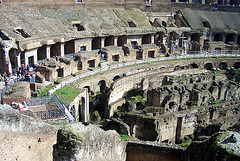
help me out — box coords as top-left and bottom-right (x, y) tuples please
(0, 0), (240, 161)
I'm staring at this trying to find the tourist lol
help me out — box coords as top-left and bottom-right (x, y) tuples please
(25, 73), (31, 82)
(8, 72), (11, 81)
(4, 77), (8, 90)
(26, 65), (30, 72)
(32, 63), (36, 71)
(31, 72), (36, 82)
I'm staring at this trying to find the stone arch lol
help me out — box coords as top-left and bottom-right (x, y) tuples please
(162, 21), (167, 27)
(190, 63), (198, 68)
(64, 40), (75, 55)
(168, 101), (176, 110)
(104, 36), (114, 47)
(233, 62), (240, 69)
(219, 62), (227, 70)
(50, 42), (61, 57)
(117, 35), (127, 46)
(169, 32), (179, 48)
(154, 32), (165, 46)
(204, 63), (213, 70)
(201, 20), (211, 28)
(9, 48), (18, 71)
(113, 75), (121, 81)
(83, 86), (93, 95)
(214, 33), (223, 41)
(142, 34), (152, 44)
(92, 37), (101, 50)
(98, 80), (107, 92)
(169, 32), (178, 41)
(225, 34), (236, 44)
(191, 33), (200, 43)
(37, 45), (47, 61)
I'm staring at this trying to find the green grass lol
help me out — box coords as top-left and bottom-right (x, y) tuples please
(50, 121), (69, 126)
(39, 84), (56, 97)
(53, 85), (81, 104)
(120, 134), (129, 141)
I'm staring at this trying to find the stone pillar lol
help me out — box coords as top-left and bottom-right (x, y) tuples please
(175, 0), (179, 2)
(188, 0), (192, 3)
(82, 88), (89, 122)
(34, 54), (38, 65)
(202, 0), (205, 4)
(5, 48), (12, 73)
(46, 45), (51, 59)
(114, 37), (118, 46)
(17, 54), (21, 68)
(101, 37), (105, 48)
(24, 51), (28, 66)
(151, 35), (154, 44)
(61, 42), (65, 57)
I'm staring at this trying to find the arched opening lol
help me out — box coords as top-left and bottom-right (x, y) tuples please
(99, 80), (106, 92)
(169, 32), (179, 50)
(191, 33), (200, 43)
(73, 24), (85, 31)
(169, 102), (176, 110)
(104, 36), (114, 47)
(162, 21), (167, 27)
(117, 35), (127, 46)
(92, 37), (101, 50)
(214, 33), (223, 41)
(9, 48), (18, 72)
(142, 34), (152, 44)
(64, 40), (75, 55)
(219, 62), (227, 70)
(154, 32), (164, 46)
(127, 20), (136, 27)
(237, 35), (240, 46)
(204, 63), (213, 70)
(190, 63), (198, 68)
(230, 0), (238, 5)
(179, 0), (188, 2)
(233, 62), (240, 69)
(225, 34), (236, 44)
(218, 0), (223, 5)
(201, 20), (211, 28)
(50, 42), (61, 57)
(88, 59), (95, 68)
(37, 45), (47, 61)
(113, 75), (121, 81)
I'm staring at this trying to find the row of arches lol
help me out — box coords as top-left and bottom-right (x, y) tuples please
(204, 62), (240, 70)
(214, 33), (240, 45)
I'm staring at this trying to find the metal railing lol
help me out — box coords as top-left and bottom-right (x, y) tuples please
(27, 95), (74, 121)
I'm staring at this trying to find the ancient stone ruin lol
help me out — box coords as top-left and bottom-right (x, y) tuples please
(0, 0), (240, 161)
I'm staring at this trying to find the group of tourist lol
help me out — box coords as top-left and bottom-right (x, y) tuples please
(16, 64), (36, 82)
